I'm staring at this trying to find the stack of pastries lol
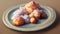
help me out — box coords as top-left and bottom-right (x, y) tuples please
(11, 1), (47, 26)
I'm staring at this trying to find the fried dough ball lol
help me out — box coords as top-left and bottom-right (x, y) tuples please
(21, 15), (30, 23)
(24, 1), (40, 14)
(29, 9), (42, 18)
(25, 1), (40, 9)
(34, 12), (40, 18)
(29, 12), (34, 17)
(13, 9), (27, 15)
(13, 17), (25, 26)
(30, 17), (37, 24)
(11, 9), (28, 20)
(25, 7), (33, 14)
(41, 12), (47, 18)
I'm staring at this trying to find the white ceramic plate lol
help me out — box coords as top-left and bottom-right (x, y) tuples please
(2, 4), (56, 31)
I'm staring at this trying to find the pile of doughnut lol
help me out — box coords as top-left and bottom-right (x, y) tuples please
(11, 1), (47, 26)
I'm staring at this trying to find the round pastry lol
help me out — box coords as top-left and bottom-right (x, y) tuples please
(41, 12), (47, 19)
(33, 9), (42, 18)
(11, 8), (28, 20)
(21, 15), (30, 23)
(13, 9), (27, 15)
(24, 1), (40, 14)
(29, 12), (34, 17)
(34, 12), (40, 18)
(13, 17), (25, 26)
(30, 17), (38, 24)
(25, 7), (33, 14)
